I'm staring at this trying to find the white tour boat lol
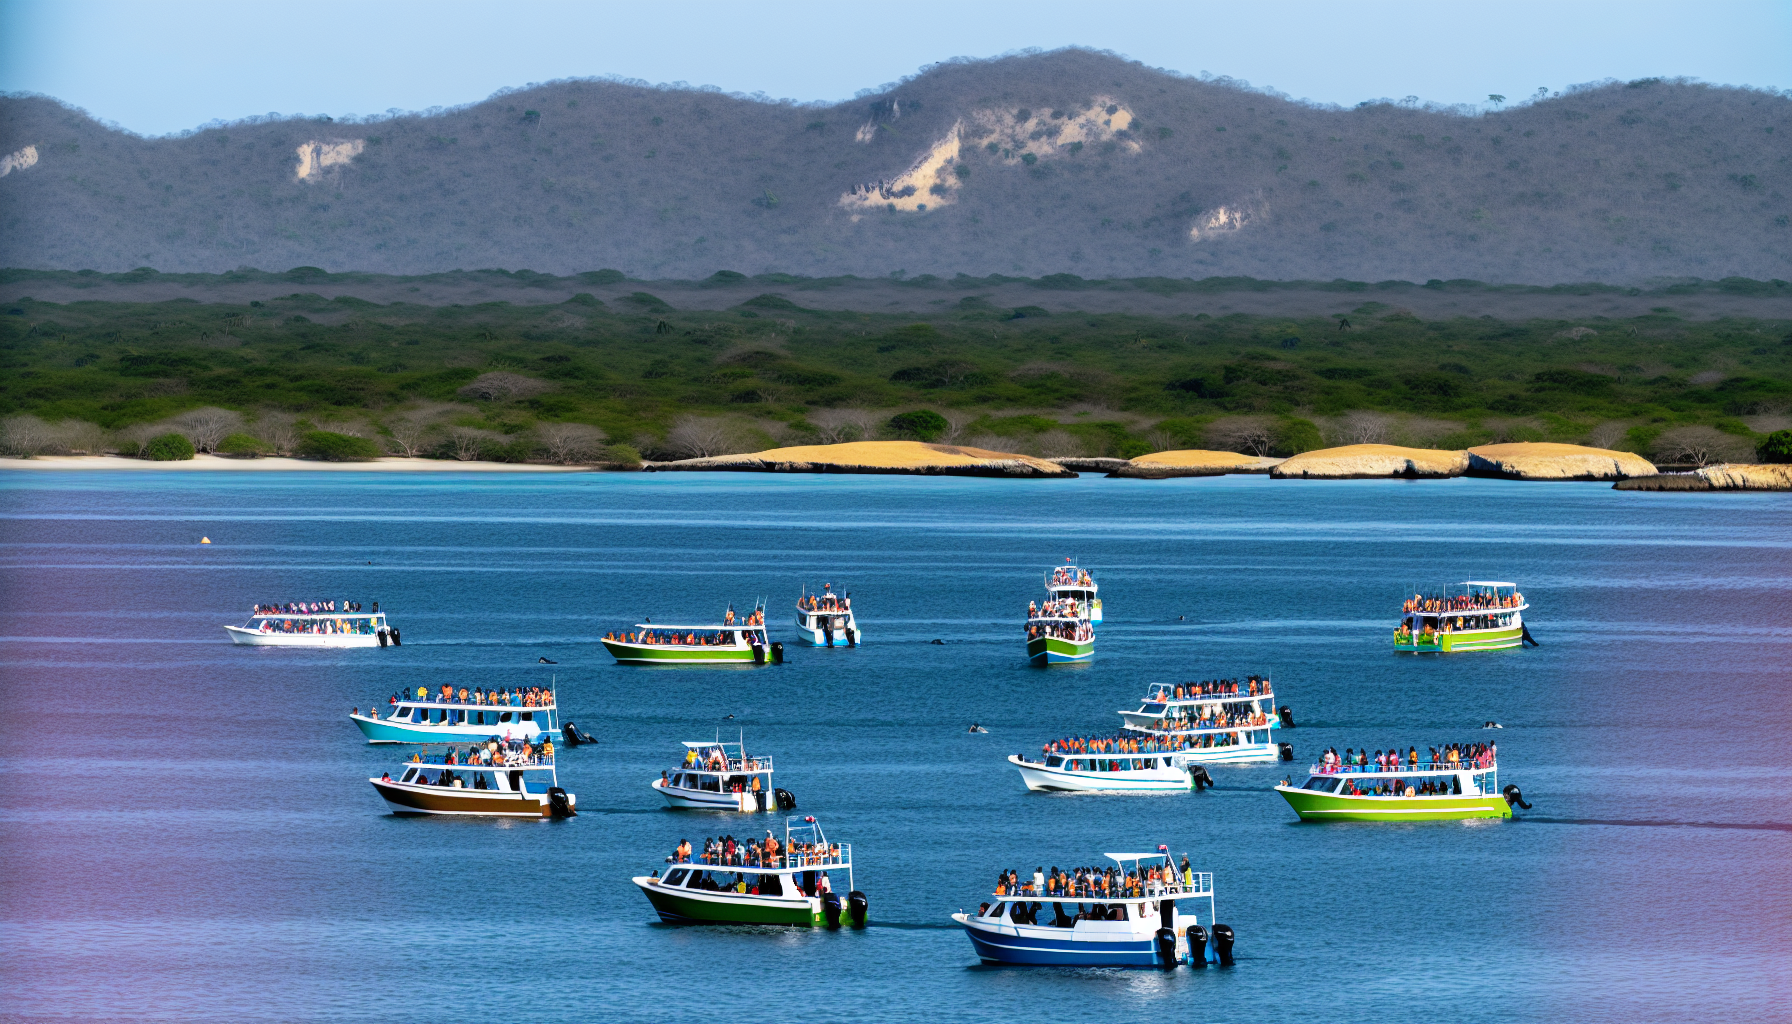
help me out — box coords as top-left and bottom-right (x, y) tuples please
(370, 740), (575, 818)
(1117, 675), (1294, 764)
(952, 849), (1233, 968)
(1009, 749), (1200, 793)
(223, 599), (398, 647)
(793, 584), (861, 646)
(652, 736), (796, 812)
(349, 682), (562, 745)
(1047, 560), (1102, 623)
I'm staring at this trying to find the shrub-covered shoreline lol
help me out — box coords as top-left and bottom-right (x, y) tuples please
(2, 282), (1786, 467)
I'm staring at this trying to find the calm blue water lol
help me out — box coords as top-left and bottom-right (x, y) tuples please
(1, 472), (1789, 1023)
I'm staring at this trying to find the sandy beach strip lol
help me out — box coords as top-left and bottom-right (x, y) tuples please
(0, 455), (594, 472)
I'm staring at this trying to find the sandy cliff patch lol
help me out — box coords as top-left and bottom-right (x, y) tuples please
(839, 97), (1140, 214)
(294, 140), (365, 181)
(0, 145), (38, 178)
(647, 439), (1074, 477)
(1190, 193), (1266, 241)
(1110, 449), (1284, 478)
(1272, 444), (1467, 479)
(1467, 442), (1656, 480)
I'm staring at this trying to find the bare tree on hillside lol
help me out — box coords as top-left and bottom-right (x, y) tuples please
(1207, 417), (1276, 457)
(1586, 422), (1628, 450)
(173, 407), (241, 453)
(446, 426), (496, 462)
(663, 416), (744, 459)
(251, 413), (301, 456)
(539, 423), (606, 464)
(0, 415), (55, 457)
(1336, 411), (1395, 446)
(1031, 429), (1087, 458)
(1652, 426), (1751, 467)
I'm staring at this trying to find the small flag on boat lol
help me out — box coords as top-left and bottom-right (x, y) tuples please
(804, 816), (815, 822)
(1157, 845), (1168, 852)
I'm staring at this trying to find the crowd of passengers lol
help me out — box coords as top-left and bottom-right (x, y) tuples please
(1317, 740), (1497, 774)
(1027, 619), (1094, 643)
(1038, 729), (1253, 761)
(666, 833), (844, 870)
(1051, 567), (1094, 588)
(1403, 590), (1523, 614)
(1395, 612), (1509, 641)
(380, 685), (551, 707)
(798, 591), (851, 612)
(984, 857), (1196, 907)
(256, 617), (381, 635)
(377, 736), (554, 787)
(1146, 676), (1270, 702)
(253, 599), (373, 615)
(1028, 597), (1089, 621)
(660, 867), (835, 897)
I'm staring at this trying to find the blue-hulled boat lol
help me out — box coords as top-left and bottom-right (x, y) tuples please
(350, 683), (559, 745)
(951, 849), (1232, 968)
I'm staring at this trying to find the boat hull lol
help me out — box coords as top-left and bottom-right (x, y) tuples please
(634, 877), (823, 926)
(1395, 625), (1523, 653)
(225, 626), (381, 647)
(1011, 755), (1190, 793)
(1168, 743), (1280, 765)
(1027, 635), (1094, 665)
(602, 639), (759, 665)
(954, 914), (1171, 966)
(1276, 785), (1511, 821)
(352, 714), (544, 745)
(653, 779), (770, 812)
(370, 778), (567, 818)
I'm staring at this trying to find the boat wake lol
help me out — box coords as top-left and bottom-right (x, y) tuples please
(1523, 816), (1792, 833)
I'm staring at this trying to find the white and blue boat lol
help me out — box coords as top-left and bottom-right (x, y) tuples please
(349, 684), (560, 745)
(793, 584), (861, 646)
(951, 849), (1232, 968)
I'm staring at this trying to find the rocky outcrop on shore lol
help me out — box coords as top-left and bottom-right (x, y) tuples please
(1049, 457), (1131, 473)
(1613, 463), (1792, 491)
(644, 440), (1077, 478)
(1270, 444), (1468, 479)
(1467, 442), (1657, 480)
(1108, 450), (1283, 478)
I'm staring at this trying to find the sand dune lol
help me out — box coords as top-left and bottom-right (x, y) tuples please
(646, 440), (1074, 477)
(1467, 442), (1656, 480)
(1272, 444), (1467, 479)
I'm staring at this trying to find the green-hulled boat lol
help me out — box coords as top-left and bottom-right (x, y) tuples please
(1026, 562), (1097, 665)
(601, 603), (781, 665)
(633, 816), (866, 927)
(1275, 754), (1527, 821)
(1394, 581), (1530, 653)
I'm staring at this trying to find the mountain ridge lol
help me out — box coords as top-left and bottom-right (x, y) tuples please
(2, 49), (1786, 283)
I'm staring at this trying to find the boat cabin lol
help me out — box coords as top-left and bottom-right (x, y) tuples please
(1298, 760), (1501, 797)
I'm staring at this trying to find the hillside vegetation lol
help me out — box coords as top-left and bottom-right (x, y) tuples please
(1, 49), (1787, 283)
(2, 274), (1786, 466)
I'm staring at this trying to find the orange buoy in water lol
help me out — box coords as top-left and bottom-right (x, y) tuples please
(201, 537), (211, 544)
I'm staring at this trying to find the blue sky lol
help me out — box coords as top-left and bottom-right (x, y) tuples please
(2, 0), (1786, 136)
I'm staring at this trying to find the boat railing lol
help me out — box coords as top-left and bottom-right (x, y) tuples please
(665, 843), (850, 870)
(389, 697), (554, 709)
(1124, 718), (1273, 735)
(998, 874), (1212, 901)
(1310, 759), (1496, 775)
(1140, 691), (1272, 704)
(679, 756), (774, 773)
(403, 752), (555, 768)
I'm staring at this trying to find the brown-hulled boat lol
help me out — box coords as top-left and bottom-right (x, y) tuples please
(370, 742), (575, 818)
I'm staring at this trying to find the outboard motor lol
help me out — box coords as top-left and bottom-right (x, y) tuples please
(822, 891), (843, 929)
(1278, 705), (1295, 729)
(1188, 765), (1214, 791)
(847, 890), (868, 928)
(755, 789), (768, 811)
(774, 788), (796, 811)
(547, 787), (575, 818)
(1186, 925), (1208, 967)
(389, 627), (401, 646)
(752, 643), (766, 665)
(1213, 923), (1235, 965)
(1502, 784), (1532, 810)
(377, 629), (388, 648)
(1278, 742), (1295, 762)
(770, 642), (784, 664)
(822, 624), (834, 646)
(845, 627), (857, 646)
(1155, 928), (1178, 969)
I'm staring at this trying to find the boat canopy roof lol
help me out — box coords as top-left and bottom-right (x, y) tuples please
(1103, 852), (1171, 863)
(391, 699), (553, 709)
(1310, 761), (1496, 776)
(1461, 581), (1516, 587)
(632, 623), (764, 631)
